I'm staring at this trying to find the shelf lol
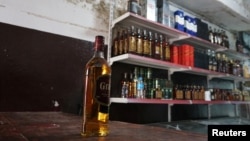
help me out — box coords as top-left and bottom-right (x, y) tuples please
(112, 12), (250, 61)
(109, 53), (190, 72)
(110, 98), (250, 105)
(109, 53), (250, 82)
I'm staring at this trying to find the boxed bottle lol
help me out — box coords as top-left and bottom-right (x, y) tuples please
(174, 10), (184, 31)
(140, 0), (157, 22)
(157, 0), (171, 27)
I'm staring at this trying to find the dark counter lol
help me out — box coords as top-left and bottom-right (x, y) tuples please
(0, 112), (207, 141)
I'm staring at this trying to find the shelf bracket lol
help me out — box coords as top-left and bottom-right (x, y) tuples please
(168, 67), (191, 76)
(169, 35), (190, 44)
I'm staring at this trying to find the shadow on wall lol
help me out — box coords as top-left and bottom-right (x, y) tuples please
(0, 22), (93, 114)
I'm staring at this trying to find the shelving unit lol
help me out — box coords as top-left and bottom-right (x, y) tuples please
(108, 2), (250, 122)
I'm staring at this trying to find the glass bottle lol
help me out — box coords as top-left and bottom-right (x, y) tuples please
(165, 37), (171, 61)
(208, 26), (214, 43)
(211, 51), (217, 71)
(118, 30), (125, 55)
(154, 33), (160, 59)
(128, 25), (137, 54)
(82, 35), (111, 137)
(159, 34), (165, 60)
(142, 29), (149, 57)
(121, 72), (129, 98)
(148, 31), (154, 58)
(112, 31), (120, 57)
(124, 28), (129, 54)
(128, 73), (136, 98)
(136, 28), (143, 55)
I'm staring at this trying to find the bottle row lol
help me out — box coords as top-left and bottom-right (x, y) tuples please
(206, 50), (243, 77)
(112, 26), (245, 77)
(208, 27), (230, 48)
(118, 66), (246, 101)
(120, 67), (173, 99)
(112, 26), (196, 65)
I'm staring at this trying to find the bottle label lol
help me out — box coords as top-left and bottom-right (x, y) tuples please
(95, 74), (111, 106)
(129, 36), (136, 52)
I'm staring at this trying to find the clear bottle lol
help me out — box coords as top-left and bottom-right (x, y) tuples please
(121, 72), (129, 98)
(82, 35), (111, 137)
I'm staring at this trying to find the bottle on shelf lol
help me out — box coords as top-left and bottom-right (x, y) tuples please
(208, 26), (214, 44)
(164, 37), (171, 61)
(128, 72), (136, 98)
(128, 25), (137, 54)
(216, 53), (222, 72)
(112, 30), (120, 57)
(184, 84), (191, 100)
(82, 35), (111, 137)
(137, 76), (145, 98)
(119, 30), (125, 55)
(136, 28), (143, 55)
(159, 34), (165, 60)
(142, 29), (150, 57)
(148, 31), (154, 58)
(154, 33), (161, 59)
(121, 72), (129, 98)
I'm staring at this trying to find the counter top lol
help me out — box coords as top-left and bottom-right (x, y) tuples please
(0, 112), (207, 141)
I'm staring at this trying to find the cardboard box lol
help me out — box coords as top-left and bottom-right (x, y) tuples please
(140, 0), (157, 22)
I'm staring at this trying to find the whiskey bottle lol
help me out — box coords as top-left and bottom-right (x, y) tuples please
(81, 35), (111, 137)
(136, 28), (143, 55)
(208, 26), (214, 43)
(119, 30), (125, 55)
(154, 33), (161, 59)
(142, 29), (150, 57)
(128, 25), (137, 54)
(121, 72), (129, 98)
(148, 31), (154, 58)
(112, 31), (120, 57)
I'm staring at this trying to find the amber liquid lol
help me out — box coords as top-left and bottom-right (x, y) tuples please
(81, 36), (111, 137)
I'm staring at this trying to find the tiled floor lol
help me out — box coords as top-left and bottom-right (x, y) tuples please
(147, 117), (250, 135)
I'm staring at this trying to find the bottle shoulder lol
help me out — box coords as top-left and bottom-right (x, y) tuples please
(85, 57), (111, 71)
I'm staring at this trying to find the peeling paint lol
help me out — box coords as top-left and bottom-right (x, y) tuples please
(65, 0), (127, 29)
(25, 11), (107, 33)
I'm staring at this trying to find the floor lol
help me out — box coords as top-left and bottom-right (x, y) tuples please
(147, 117), (250, 135)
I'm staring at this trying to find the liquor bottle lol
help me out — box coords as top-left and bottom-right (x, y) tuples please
(119, 30), (125, 55)
(208, 26), (214, 43)
(82, 35), (111, 137)
(136, 28), (143, 55)
(216, 53), (222, 72)
(154, 33), (161, 59)
(184, 85), (191, 100)
(128, 73), (136, 98)
(128, 25), (137, 54)
(148, 31), (154, 58)
(142, 29), (150, 57)
(121, 72), (129, 98)
(211, 51), (217, 71)
(164, 37), (171, 61)
(112, 31), (120, 56)
(137, 77), (145, 98)
(124, 28), (129, 54)
(159, 34), (165, 60)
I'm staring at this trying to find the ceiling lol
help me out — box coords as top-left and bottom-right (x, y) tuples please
(169, 0), (250, 32)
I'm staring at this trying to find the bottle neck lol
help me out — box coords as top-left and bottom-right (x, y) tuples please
(93, 49), (105, 58)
